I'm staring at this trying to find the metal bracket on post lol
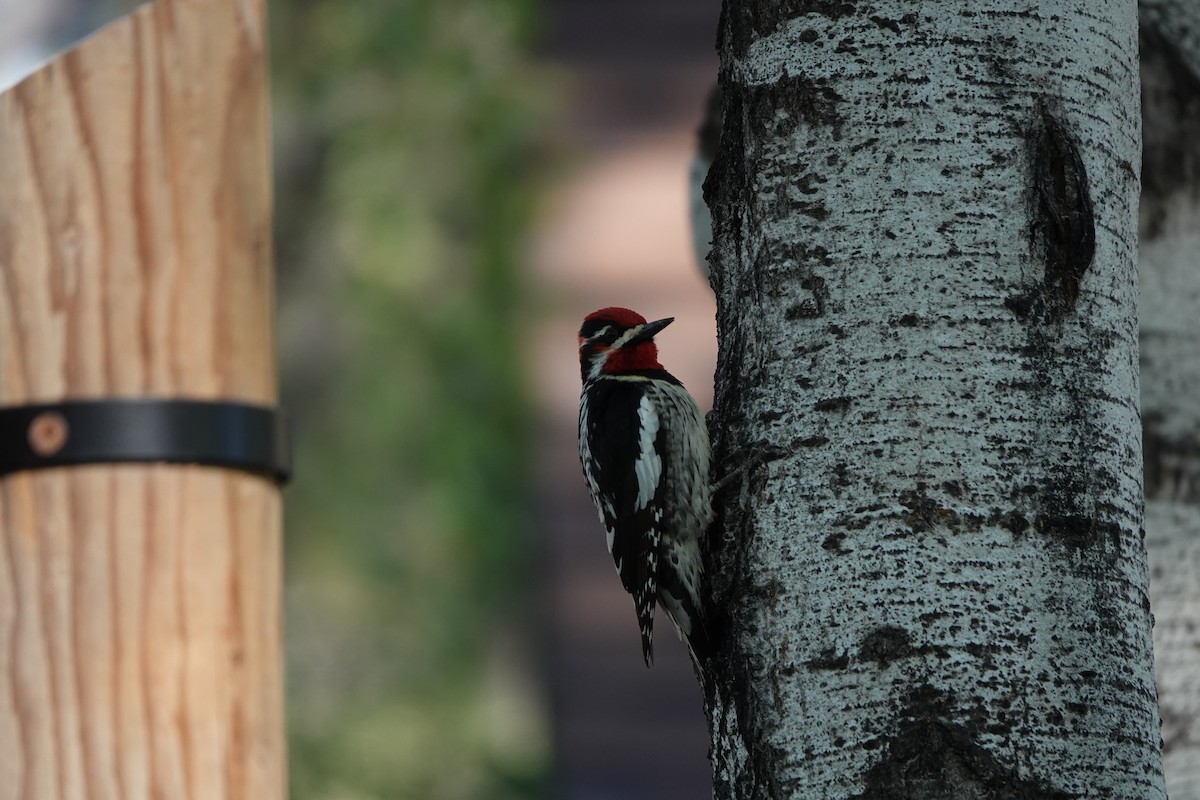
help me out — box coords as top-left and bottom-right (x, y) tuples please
(0, 399), (291, 484)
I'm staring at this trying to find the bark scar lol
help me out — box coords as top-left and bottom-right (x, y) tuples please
(1023, 99), (1096, 321)
(859, 626), (912, 666)
(852, 693), (1078, 799)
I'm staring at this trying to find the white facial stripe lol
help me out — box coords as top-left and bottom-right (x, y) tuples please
(634, 394), (661, 511)
(580, 325), (615, 348)
(611, 324), (643, 349)
(587, 351), (610, 381)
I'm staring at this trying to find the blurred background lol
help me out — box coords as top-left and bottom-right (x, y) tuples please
(0, 0), (719, 797)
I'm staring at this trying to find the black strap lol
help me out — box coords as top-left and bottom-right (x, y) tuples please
(0, 399), (291, 484)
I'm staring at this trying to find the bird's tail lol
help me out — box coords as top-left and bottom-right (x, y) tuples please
(659, 584), (708, 674)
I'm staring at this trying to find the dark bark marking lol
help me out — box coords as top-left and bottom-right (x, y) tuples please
(1013, 99), (1095, 323)
(747, 71), (843, 135)
(795, 435), (829, 447)
(868, 15), (902, 34)
(1003, 291), (1037, 319)
(899, 485), (981, 533)
(794, 171), (826, 195)
(814, 396), (851, 412)
(894, 313), (922, 327)
(781, 273), (828, 319)
(800, 274), (828, 313)
(789, 199), (830, 220)
(784, 302), (819, 321)
(758, 409), (784, 424)
(724, 1), (858, 57)
(835, 510), (878, 530)
(764, 241), (833, 277)
(834, 36), (858, 54)
(807, 627), (918, 673)
(900, 487), (1045, 539)
(899, 488), (941, 533)
(806, 648), (852, 671)
(1030, 478), (1122, 558)
(831, 462), (852, 488)
(859, 626), (912, 666)
(853, 688), (1077, 799)
(1036, 513), (1122, 556)
(749, 576), (785, 610)
(993, 509), (1030, 536)
(821, 532), (850, 553)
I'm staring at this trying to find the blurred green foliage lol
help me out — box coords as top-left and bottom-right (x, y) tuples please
(271, 0), (550, 796)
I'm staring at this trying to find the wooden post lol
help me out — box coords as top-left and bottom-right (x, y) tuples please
(0, 0), (285, 797)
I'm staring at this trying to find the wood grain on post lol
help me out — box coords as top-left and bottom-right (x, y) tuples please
(0, 0), (285, 797)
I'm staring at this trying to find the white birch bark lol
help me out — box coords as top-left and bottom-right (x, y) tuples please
(703, 2), (1163, 797)
(1139, 5), (1200, 795)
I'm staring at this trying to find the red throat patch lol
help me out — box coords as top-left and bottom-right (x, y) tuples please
(603, 341), (662, 373)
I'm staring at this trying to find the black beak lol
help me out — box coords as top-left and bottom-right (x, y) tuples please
(626, 317), (674, 346)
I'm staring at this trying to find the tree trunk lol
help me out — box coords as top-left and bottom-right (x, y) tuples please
(704, 2), (1163, 797)
(1139, 3), (1200, 795)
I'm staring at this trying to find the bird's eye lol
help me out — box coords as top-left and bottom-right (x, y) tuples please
(590, 325), (618, 345)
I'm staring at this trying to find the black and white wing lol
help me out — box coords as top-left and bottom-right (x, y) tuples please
(579, 378), (667, 665)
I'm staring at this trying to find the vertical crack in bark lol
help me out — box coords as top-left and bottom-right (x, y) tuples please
(1007, 99), (1096, 323)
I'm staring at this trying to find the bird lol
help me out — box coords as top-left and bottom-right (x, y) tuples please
(577, 306), (712, 667)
